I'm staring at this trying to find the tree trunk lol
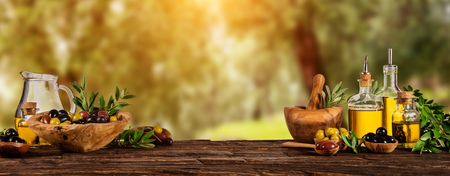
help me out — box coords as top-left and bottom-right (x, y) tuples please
(294, 25), (324, 93)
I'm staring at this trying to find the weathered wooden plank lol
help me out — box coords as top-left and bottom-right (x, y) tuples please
(0, 140), (449, 175)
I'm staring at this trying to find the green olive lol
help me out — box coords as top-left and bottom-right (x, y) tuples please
(315, 130), (325, 139)
(330, 134), (340, 140)
(325, 128), (339, 137)
(342, 131), (350, 138)
(50, 118), (60, 125)
(339, 128), (347, 134)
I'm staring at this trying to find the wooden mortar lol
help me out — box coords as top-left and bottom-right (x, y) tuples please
(284, 74), (343, 144)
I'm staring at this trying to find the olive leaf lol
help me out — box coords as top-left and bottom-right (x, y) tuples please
(371, 80), (383, 95)
(322, 81), (348, 108)
(71, 76), (135, 115)
(109, 127), (156, 149)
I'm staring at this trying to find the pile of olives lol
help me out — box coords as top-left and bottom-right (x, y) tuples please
(315, 127), (349, 140)
(42, 109), (117, 125)
(0, 128), (27, 144)
(365, 127), (396, 143)
(143, 126), (173, 146)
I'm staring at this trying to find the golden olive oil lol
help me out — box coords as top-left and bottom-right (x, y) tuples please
(349, 109), (383, 139)
(382, 97), (397, 136)
(14, 117), (21, 130)
(17, 119), (39, 146)
(393, 122), (420, 148)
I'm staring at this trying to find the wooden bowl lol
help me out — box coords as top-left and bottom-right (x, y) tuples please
(0, 142), (31, 157)
(314, 138), (347, 150)
(284, 106), (343, 144)
(365, 140), (398, 153)
(27, 110), (132, 153)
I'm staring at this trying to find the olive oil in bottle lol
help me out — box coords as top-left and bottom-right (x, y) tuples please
(392, 91), (420, 148)
(347, 56), (383, 139)
(381, 48), (401, 136)
(348, 108), (383, 139)
(18, 102), (40, 147)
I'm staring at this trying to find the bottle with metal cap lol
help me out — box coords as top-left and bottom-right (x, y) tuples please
(348, 56), (384, 139)
(381, 48), (402, 136)
(392, 91), (420, 148)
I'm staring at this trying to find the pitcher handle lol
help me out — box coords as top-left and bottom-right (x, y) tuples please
(58, 84), (77, 114)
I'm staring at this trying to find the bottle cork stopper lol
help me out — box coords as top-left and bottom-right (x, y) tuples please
(397, 91), (413, 104)
(359, 74), (372, 87)
(359, 56), (372, 87)
(23, 102), (37, 108)
(23, 102), (37, 115)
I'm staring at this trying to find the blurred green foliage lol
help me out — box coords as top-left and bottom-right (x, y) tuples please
(0, 0), (448, 139)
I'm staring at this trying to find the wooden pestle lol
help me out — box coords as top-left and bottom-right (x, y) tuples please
(306, 74), (325, 110)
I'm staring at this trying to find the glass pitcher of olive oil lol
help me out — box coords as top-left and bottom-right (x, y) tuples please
(14, 71), (77, 146)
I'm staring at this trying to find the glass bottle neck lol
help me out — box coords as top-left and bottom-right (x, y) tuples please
(397, 103), (414, 110)
(383, 73), (399, 89)
(359, 86), (372, 94)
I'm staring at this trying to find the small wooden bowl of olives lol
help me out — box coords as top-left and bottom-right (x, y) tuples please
(364, 140), (398, 153)
(364, 127), (398, 153)
(314, 141), (339, 156)
(27, 110), (132, 153)
(314, 138), (347, 151)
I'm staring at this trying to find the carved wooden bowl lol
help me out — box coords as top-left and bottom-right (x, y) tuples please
(0, 142), (31, 157)
(365, 140), (398, 153)
(28, 110), (132, 153)
(284, 106), (343, 144)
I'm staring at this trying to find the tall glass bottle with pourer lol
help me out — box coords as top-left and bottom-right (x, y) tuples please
(348, 56), (384, 139)
(381, 48), (401, 136)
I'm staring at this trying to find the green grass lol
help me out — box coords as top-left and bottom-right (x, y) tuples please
(196, 113), (293, 140)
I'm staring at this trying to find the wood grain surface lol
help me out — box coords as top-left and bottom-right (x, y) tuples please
(0, 140), (449, 175)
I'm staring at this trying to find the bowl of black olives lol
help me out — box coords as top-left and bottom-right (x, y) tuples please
(364, 127), (398, 153)
(0, 128), (31, 157)
(27, 110), (132, 153)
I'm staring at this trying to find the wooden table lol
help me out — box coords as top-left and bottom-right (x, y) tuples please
(1, 140), (449, 175)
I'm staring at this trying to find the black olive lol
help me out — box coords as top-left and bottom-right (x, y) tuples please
(1, 135), (11, 142)
(71, 121), (82, 124)
(144, 127), (153, 133)
(89, 112), (98, 118)
(21, 139), (27, 144)
(58, 114), (71, 123)
(8, 136), (22, 143)
(0, 135), (3, 141)
(5, 128), (18, 136)
(86, 117), (96, 123)
(59, 109), (69, 115)
(373, 135), (387, 143)
(78, 119), (86, 124)
(96, 116), (107, 123)
(164, 138), (174, 145)
(48, 109), (59, 118)
(376, 127), (387, 137)
(365, 132), (376, 142)
(92, 107), (100, 112)
(385, 136), (396, 143)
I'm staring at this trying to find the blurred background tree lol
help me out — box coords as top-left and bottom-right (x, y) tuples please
(0, 0), (448, 139)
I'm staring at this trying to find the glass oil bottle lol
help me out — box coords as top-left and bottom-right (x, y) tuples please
(17, 102), (40, 146)
(392, 91), (420, 148)
(348, 56), (384, 139)
(381, 48), (401, 136)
